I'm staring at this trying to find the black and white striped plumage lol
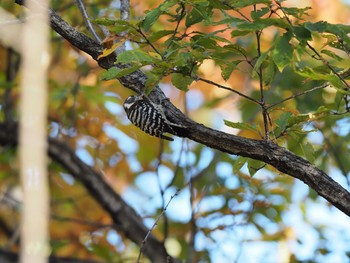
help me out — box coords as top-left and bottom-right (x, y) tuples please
(123, 95), (175, 141)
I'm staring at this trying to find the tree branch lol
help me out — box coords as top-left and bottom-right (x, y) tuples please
(0, 123), (178, 263)
(13, 0), (350, 217)
(74, 0), (102, 42)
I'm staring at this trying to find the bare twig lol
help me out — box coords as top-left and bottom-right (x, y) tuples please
(167, 2), (186, 50)
(188, 172), (196, 263)
(266, 83), (329, 110)
(74, 0), (101, 42)
(254, 4), (270, 140)
(135, 26), (162, 56)
(197, 77), (260, 104)
(155, 141), (169, 240)
(222, 3), (251, 22)
(137, 189), (181, 263)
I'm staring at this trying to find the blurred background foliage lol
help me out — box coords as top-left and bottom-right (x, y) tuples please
(1, 0), (350, 262)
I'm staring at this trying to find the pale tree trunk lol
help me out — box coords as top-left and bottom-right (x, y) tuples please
(19, 0), (50, 262)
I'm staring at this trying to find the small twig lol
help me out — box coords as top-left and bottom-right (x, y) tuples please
(253, 4), (270, 140)
(137, 189), (181, 263)
(70, 79), (80, 129)
(197, 77), (260, 104)
(136, 26), (162, 57)
(155, 141), (169, 240)
(166, 2), (186, 50)
(266, 83), (329, 110)
(74, 0), (101, 42)
(222, 3), (251, 22)
(188, 174), (196, 263)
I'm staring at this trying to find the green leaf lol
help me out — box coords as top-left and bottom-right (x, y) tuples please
(186, 5), (210, 27)
(275, 112), (293, 130)
(251, 7), (270, 20)
(141, 8), (162, 32)
(172, 52), (191, 66)
(141, 0), (178, 31)
(144, 68), (167, 90)
(282, 6), (311, 18)
(301, 142), (315, 162)
(224, 120), (258, 133)
(237, 18), (290, 32)
(231, 30), (251, 37)
(149, 30), (175, 42)
(93, 18), (120, 26)
(212, 17), (245, 26)
(247, 159), (265, 176)
(93, 19), (135, 35)
(295, 66), (345, 89)
(100, 65), (141, 80)
(271, 31), (293, 72)
(233, 157), (247, 174)
(117, 49), (159, 64)
(304, 21), (350, 42)
(321, 49), (343, 61)
(171, 73), (193, 91)
(253, 52), (269, 76)
(228, 0), (271, 8)
(221, 62), (238, 81)
(293, 25), (312, 43)
(263, 58), (276, 85)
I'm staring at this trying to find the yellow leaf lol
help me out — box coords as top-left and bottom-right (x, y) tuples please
(148, 52), (162, 60)
(97, 40), (126, 60)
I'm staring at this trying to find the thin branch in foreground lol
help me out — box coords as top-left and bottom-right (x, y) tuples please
(155, 141), (170, 240)
(120, 0), (130, 22)
(166, 2), (186, 50)
(137, 189), (181, 263)
(74, 0), (101, 42)
(254, 23), (270, 139)
(197, 77), (260, 104)
(266, 83), (329, 110)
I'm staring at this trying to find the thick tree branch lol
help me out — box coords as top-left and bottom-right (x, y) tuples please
(14, 0), (350, 217)
(0, 123), (178, 263)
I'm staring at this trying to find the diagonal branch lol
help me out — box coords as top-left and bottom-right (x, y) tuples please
(0, 123), (179, 263)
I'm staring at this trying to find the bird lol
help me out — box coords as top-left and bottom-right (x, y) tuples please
(123, 95), (176, 141)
